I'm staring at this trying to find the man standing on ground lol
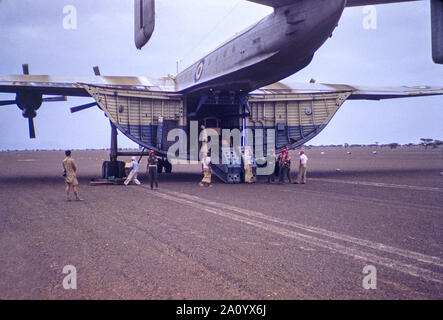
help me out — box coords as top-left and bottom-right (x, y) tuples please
(295, 150), (308, 184)
(278, 147), (292, 184)
(147, 150), (159, 190)
(200, 150), (213, 187)
(62, 150), (83, 201)
(244, 148), (254, 183)
(124, 156), (141, 186)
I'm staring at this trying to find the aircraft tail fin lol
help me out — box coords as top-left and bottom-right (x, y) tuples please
(134, 0), (155, 50)
(431, 0), (443, 64)
(346, 0), (441, 64)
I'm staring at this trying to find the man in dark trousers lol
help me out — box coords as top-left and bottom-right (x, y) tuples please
(147, 150), (159, 190)
(278, 147), (292, 184)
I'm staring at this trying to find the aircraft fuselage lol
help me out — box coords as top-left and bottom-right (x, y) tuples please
(175, 0), (347, 94)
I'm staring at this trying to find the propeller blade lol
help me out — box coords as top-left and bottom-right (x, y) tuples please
(0, 100), (17, 106)
(22, 64), (29, 75)
(93, 66), (101, 76)
(42, 96), (67, 102)
(28, 118), (36, 139)
(70, 102), (98, 113)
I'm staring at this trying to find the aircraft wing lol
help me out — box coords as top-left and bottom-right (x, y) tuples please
(0, 74), (175, 97)
(247, 0), (421, 7)
(252, 82), (443, 100)
(0, 73), (177, 139)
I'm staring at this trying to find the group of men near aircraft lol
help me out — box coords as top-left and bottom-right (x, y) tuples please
(265, 147), (308, 185)
(123, 150), (159, 189)
(62, 149), (159, 201)
(62, 147), (308, 200)
(199, 146), (309, 187)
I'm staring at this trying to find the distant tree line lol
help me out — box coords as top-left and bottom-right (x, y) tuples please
(308, 139), (443, 149)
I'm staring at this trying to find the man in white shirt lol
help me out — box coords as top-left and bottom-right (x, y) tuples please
(200, 150), (213, 187)
(295, 150), (308, 184)
(124, 156), (141, 186)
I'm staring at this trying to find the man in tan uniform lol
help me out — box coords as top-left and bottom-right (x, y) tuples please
(294, 150), (308, 184)
(244, 148), (254, 184)
(62, 150), (83, 201)
(199, 150), (213, 187)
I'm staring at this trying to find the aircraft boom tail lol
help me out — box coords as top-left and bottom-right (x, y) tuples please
(134, 0), (155, 50)
(431, 0), (443, 64)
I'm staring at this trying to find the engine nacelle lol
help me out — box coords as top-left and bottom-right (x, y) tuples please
(431, 0), (443, 64)
(16, 91), (42, 118)
(134, 0), (155, 50)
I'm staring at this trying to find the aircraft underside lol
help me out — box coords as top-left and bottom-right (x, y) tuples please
(87, 85), (349, 151)
(83, 83), (353, 183)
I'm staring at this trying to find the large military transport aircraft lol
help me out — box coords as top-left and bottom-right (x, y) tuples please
(0, 0), (442, 183)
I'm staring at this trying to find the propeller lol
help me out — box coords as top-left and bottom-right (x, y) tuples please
(68, 66), (101, 114)
(1, 64), (99, 138)
(22, 63), (29, 75)
(28, 118), (36, 139)
(42, 96), (67, 102)
(70, 102), (98, 113)
(0, 64), (69, 138)
(0, 92), (40, 138)
(93, 66), (101, 76)
(0, 96), (66, 107)
(0, 100), (17, 106)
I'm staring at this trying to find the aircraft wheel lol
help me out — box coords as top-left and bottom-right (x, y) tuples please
(102, 161), (125, 179)
(157, 159), (164, 173)
(164, 160), (172, 173)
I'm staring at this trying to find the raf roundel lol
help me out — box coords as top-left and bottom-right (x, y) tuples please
(195, 60), (204, 82)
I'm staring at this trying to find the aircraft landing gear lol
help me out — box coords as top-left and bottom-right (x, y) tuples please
(101, 121), (168, 179)
(102, 122), (126, 179)
(102, 161), (125, 179)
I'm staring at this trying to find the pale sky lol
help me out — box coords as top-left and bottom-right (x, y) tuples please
(0, 0), (442, 150)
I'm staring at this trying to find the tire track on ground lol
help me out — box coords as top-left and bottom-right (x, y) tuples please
(141, 188), (443, 285)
